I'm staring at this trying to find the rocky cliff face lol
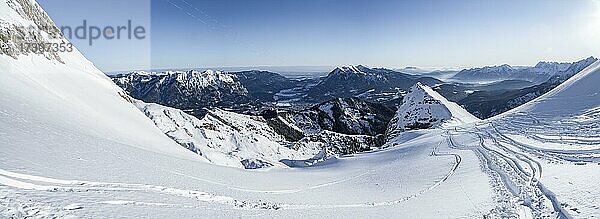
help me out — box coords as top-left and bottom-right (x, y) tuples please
(1, 0), (64, 62)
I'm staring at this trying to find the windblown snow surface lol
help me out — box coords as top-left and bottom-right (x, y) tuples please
(1, 0), (599, 218)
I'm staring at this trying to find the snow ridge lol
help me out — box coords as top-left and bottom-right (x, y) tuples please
(386, 82), (479, 140)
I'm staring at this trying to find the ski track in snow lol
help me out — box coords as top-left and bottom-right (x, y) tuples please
(0, 137), (466, 211)
(0, 168), (310, 211)
(5, 122), (582, 216)
(447, 123), (582, 218)
(1, 118), (589, 217)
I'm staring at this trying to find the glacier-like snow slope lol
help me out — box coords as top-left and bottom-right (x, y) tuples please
(0, 1), (499, 218)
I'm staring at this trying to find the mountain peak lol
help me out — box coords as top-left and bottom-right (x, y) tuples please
(330, 65), (370, 75)
(386, 83), (479, 140)
(326, 65), (365, 78)
(411, 81), (427, 90)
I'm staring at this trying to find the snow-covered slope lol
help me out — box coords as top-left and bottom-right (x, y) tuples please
(0, 0), (195, 160)
(491, 60), (600, 151)
(134, 101), (318, 169)
(386, 82), (479, 140)
(135, 99), (390, 169)
(471, 60), (600, 218)
(504, 60), (600, 117)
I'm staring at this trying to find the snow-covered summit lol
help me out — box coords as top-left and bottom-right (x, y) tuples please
(386, 82), (479, 140)
(329, 65), (371, 76)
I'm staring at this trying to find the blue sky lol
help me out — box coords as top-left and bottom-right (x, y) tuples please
(39, 0), (600, 72)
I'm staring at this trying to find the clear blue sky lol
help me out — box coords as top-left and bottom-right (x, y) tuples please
(39, 0), (600, 72)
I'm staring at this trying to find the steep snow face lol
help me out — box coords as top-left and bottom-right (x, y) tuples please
(0, 0), (196, 160)
(111, 70), (251, 118)
(386, 83), (479, 139)
(135, 102), (319, 169)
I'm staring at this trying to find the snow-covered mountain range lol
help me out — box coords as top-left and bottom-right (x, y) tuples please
(111, 70), (253, 117)
(452, 57), (597, 83)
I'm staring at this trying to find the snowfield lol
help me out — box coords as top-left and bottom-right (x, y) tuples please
(1, 0), (599, 218)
